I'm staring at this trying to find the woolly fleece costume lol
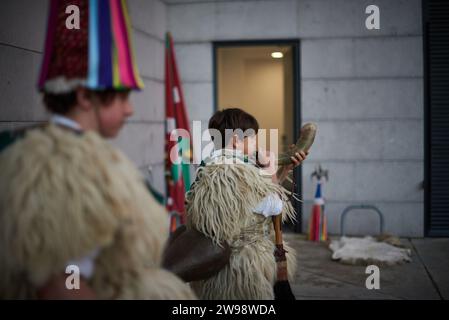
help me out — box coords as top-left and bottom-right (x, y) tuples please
(0, 124), (195, 299)
(185, 152), (297, 299)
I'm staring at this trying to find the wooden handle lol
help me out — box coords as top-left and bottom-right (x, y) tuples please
(273, 214), (283, 246)
(273, 214), (288, 281)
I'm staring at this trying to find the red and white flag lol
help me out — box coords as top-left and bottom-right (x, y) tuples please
(164, 32), (192, 233)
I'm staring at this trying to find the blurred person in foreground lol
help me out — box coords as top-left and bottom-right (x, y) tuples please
(0, 0), (195, 299)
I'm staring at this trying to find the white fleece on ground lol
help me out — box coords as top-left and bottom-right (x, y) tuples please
(329, 236), (412, 266)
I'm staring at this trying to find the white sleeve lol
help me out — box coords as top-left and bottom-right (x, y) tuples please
(66, 248), (100, 279)
(253, 193), (283, 217)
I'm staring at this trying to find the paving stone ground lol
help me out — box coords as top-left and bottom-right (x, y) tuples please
(283, 233), (449, 300)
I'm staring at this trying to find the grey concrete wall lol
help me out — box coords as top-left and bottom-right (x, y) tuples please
(0, 0), (168, 195)
(166, 0), (424, 237)
(115, 0), (167, 194)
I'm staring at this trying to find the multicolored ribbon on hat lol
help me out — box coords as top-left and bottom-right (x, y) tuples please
(38, 0), (144, 93)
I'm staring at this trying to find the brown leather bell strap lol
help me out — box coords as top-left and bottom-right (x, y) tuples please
(274, 244), (288, 262)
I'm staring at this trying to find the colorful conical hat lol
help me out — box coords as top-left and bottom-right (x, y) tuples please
(38, 0), (144, 93)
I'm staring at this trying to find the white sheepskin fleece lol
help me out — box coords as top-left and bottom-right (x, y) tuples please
(329, 236), (412, 266)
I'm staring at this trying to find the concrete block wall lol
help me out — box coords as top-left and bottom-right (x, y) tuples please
(115, 0), (167, 194)
(0, 0), (50, 131)
(0, 0), (168, 195)
(166, 0), (424, 237)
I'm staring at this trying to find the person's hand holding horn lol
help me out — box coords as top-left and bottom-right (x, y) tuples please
(271, 122), (317, 300)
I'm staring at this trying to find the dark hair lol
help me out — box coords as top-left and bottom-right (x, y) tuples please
(208, 108), (259, 149)
(43, 89), (128, 115)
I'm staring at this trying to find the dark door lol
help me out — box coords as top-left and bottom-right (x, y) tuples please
(423, 0), (449, 236)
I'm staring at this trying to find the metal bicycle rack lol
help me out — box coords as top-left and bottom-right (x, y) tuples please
(340, 205), (384, 236)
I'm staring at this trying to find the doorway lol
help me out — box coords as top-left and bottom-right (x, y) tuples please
(213, 40), (302, 232)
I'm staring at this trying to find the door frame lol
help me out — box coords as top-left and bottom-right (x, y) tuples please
(212, 39), (303, 233)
